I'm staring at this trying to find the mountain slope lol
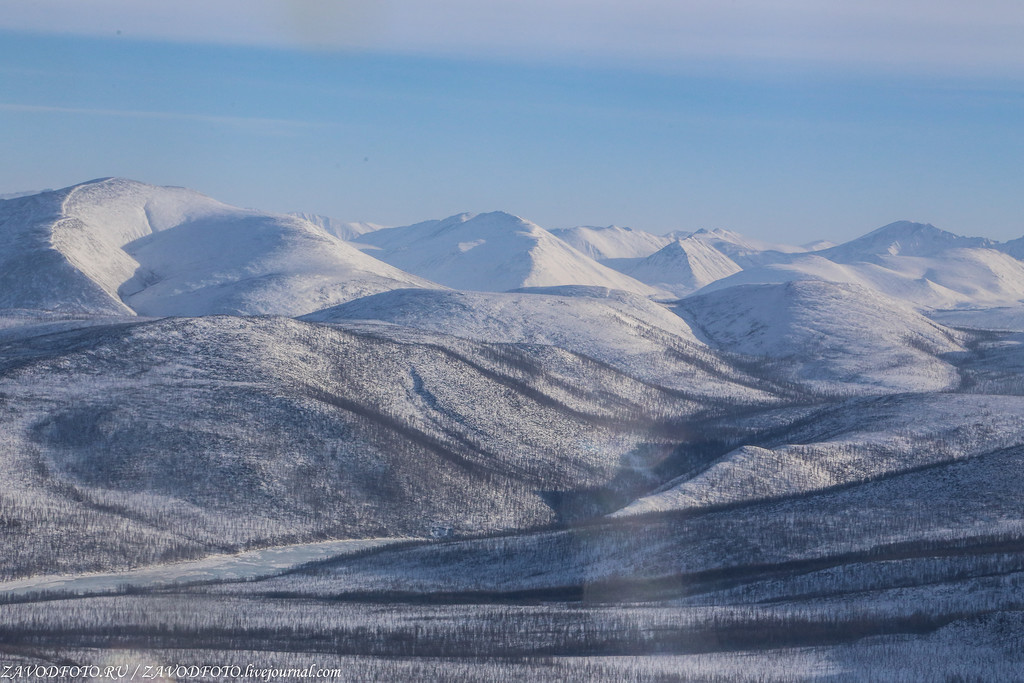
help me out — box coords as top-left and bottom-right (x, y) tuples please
(0, 313), (711, 578)
(549, 225), (674, 260)
(686, 227), (806, 267)
(353, 212), (664, 296)
(699, 244), (1024, 310)
(0, 186), (135, 315)
(303, 286), (780, 401)
(617, 392), (1024, 516)
(821, 221), (995, 263)
(676, 280), (966, 393)
(623, 237), (742, 296)
(0, 178), (433, 317)
(289, 212), (384, 242)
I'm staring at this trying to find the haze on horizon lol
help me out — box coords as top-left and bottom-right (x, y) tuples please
(2, 0), (1024, 244)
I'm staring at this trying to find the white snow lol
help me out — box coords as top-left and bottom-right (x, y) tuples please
(623, 237), (742, 296)
(821, 221), (995, 262)
(928, 304), (1024, 332)
(685, 227), (807, 267)
(0, 178), (435, 317)
(677, 280), (965, 392)
(303, 286), (771, 398)
(289, 212), (385, 242)
(698, 247), (1024, 310)
(353, 211), (665, 296)
(549, 225), (675, 260)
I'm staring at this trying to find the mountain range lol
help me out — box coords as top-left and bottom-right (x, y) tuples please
(3, 177), (1024, 677)
(6, 178), (1024, 316)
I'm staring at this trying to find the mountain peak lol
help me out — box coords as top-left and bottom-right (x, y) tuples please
(624, 236), (741, 295)
(825, 221), (994, 261)
(353, 210), (659, 295)
(866, 220), (941, 237)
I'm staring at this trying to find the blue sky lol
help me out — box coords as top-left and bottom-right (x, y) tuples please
(2, 1), (1024, 243)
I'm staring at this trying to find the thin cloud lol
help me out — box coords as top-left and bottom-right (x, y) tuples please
(0, 102), (319, 131)
(2, 0), (1024, 74)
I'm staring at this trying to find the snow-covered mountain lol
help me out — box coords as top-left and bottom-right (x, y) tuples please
(0, 178), (433, 317)
(289, 212), (384, 242)
(676, 280), (965, 393)
(685, 227), (807, 267)
(699, 224), (1024, 310)
(7, 178), (1024, 676)
(304, 286), (779, 401)
(820, 221), (996, 262)
(353, 211), (664, 296)
(549, 225), (674, 260)
(622, 237), (742, 296)
(996, 234), (1024, 261)
(0, 311), (712, 577)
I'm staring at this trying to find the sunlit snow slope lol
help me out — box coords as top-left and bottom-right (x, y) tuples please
(676, 280), (966, 393)
(698, 222), (1024, 309)
(0, 178), (433, 316)
(304, 286), (779, 401)
(623, 237), (743, 296)
(354, 211), (665, 296)
(549, 225), (675, 260)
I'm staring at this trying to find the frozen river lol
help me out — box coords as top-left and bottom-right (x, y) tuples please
(0, 538), (415, 598)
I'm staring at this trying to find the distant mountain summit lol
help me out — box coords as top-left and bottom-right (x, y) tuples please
(692, 221), (1024, 309)
(6, 177), (1024, 317)
(353, 211), (663, 296)
(623, 238), (741, 296)
(995, 234), (1024, 261)
(822, 221), (995, 262)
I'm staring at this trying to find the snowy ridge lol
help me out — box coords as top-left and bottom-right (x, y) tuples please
(690, 220), (1024, 310)
(304, 286), (777, 400)
(0, 178), (434, 316)
(289, 212), (384, 242)
(996, 234), (1024, 260)
(686, 227), (807, 267)
(698, 245), (1024, 309)
(353, 211), (665, 296)
(549, 225), (674, 260)
(616, 393), (1024, 516)
(0, 184), (135, 315)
